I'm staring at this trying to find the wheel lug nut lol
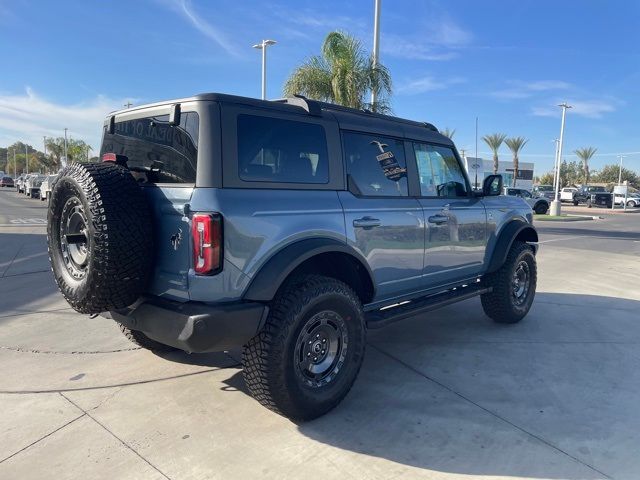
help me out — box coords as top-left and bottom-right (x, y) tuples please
(321, 350), (325, 354)
(322, 339), (326, 343)
(307, 352), (310, 357)
(313, 357), (318, 362)
(316, 334), (320, 338)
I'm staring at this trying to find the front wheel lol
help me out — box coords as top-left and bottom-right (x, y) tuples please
(242, 274), (366, 421)
(481, 241), (537, 324)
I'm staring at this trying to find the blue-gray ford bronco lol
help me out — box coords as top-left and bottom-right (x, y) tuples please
(47, 93), (538, 420)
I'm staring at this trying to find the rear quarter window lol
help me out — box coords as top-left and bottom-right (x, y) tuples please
(100, 112), (199, 184)
(237, 114), (329, 184)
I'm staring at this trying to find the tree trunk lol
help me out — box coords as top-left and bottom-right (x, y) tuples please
(512, 154), (519, 187)
(493, 153), (499, 174)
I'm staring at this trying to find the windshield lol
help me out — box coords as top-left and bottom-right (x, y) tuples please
(536, 185), (553, 191)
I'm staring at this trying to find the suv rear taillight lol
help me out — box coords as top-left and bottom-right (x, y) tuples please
(191, 213), (222, 275)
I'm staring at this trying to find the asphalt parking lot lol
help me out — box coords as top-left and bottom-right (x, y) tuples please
(1, 188), (639, 480)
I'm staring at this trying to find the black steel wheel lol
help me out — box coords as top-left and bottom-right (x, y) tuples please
(243, 274), (366, 421)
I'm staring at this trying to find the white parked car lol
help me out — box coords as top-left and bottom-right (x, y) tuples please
(504, 187), (550, 214)
(40, 174), (58, 202)
(560, 187), (578, 202)
(614, 193), (640, 207)
(24, 174), (46, 198)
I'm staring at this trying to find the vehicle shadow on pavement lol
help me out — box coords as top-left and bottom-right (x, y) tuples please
(217, 292), (637, 480)
(153, 348), (241, 368)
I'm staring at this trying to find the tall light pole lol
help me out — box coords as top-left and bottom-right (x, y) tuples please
(551, 103), (571, 216)
(25, 144), (29, 175)
(63, 128), (68, 167)
(252, 39), (276, 100)
(551, 138), (559, 189)
(43, 136), (47, 173)
(617, 155), (626, 185)
(370, 0), (381, 108)
(13, 149), (16, 177)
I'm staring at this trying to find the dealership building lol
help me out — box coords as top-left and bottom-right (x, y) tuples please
(463, 157), (534, 191)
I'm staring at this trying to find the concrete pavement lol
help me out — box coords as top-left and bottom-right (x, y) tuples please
(1, 188), (639, 479)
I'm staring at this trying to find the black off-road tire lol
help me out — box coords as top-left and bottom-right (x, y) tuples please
(573, 200), (579, 206)
(242, 274), (366, 421)
(119, 325), (176, 352)
(534, 202), (548, 215)
(47, 162), (153, 314)
(481, 241), (536, 324)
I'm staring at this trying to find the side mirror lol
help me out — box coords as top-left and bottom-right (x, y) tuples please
(483, 175), (503, 196)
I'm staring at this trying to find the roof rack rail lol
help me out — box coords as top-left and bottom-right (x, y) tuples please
(273, 95), (321, 116)
(422, 122), (438, 132)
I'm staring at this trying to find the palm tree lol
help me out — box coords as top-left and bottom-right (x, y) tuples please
(284, 31), (392, 113)
(439, 128), (456, 139)
(504, 136), (528, 187)
(574, 147), (597, 185)
(482, 133), (507, 174)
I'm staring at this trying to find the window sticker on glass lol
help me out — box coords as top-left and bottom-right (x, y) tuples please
(371, 141), (407, 182)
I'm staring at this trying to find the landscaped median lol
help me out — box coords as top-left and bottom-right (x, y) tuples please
(533, 213), (597, 222)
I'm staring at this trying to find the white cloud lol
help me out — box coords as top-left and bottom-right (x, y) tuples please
(382, 17), (472, 61)
(531, 99), (618, 119)
(526, 80), (571, 91)
(156, 0), (241, 57)
(382, 35), (459, 61)
(0, 88), (132, 150)
(398, 76), (466, 95)
(492, 80), (572, 99)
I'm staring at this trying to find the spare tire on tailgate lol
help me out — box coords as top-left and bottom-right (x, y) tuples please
(47, 162), (153, 314)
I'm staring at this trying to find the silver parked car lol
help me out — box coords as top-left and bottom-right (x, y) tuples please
(505, 187), (550, 214)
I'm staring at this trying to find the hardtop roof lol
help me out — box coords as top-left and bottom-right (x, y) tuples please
(108, 92), (452, 145)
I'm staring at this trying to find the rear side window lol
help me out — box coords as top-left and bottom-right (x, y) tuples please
(237, 114), (329, 184)
(343, 132), (408, 197)
(100, 112), (199, 184)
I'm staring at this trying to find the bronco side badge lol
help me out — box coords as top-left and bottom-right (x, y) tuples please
(170, 228), (182, 251)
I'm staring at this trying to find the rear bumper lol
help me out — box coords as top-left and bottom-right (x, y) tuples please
(107, 297), (268, 353)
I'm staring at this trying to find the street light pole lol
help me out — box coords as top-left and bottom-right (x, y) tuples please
(252, 39), (277, 100)
(370, 0), (381, 108)
(551, 138), (559, 190)
(617, 155), (626, 185)
(13, 149), (16, 177)
(63, 128), (68, 167)
(551, 103), (571, 216)
(25, 144), (29, 175)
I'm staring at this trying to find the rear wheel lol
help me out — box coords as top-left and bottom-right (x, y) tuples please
(481, 241), (537, 324)
(242, 274), (366, 421)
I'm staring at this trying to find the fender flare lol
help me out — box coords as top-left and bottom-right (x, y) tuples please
(486, 220), (538, 274)
(243, 238), (376, 302)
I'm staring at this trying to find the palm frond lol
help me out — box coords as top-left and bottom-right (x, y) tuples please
(439, 128), (456, 139)
(482, 133), (507, 152)
(504, 136), (528, 154)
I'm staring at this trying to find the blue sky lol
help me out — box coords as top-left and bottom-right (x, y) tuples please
(0, 0), (638, 175)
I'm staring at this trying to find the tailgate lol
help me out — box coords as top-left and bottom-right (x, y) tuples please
(143, 186), (193, 301)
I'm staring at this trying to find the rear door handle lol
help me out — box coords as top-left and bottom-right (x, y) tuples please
(428, 214), (449, 224)
(353, 216), (382, 229)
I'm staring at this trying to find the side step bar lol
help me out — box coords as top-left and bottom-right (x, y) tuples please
(366, 284), (491, 329)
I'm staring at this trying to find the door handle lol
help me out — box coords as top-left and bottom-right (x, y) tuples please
(353, 216), (382, 229)
(428, 214), (449, 224)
